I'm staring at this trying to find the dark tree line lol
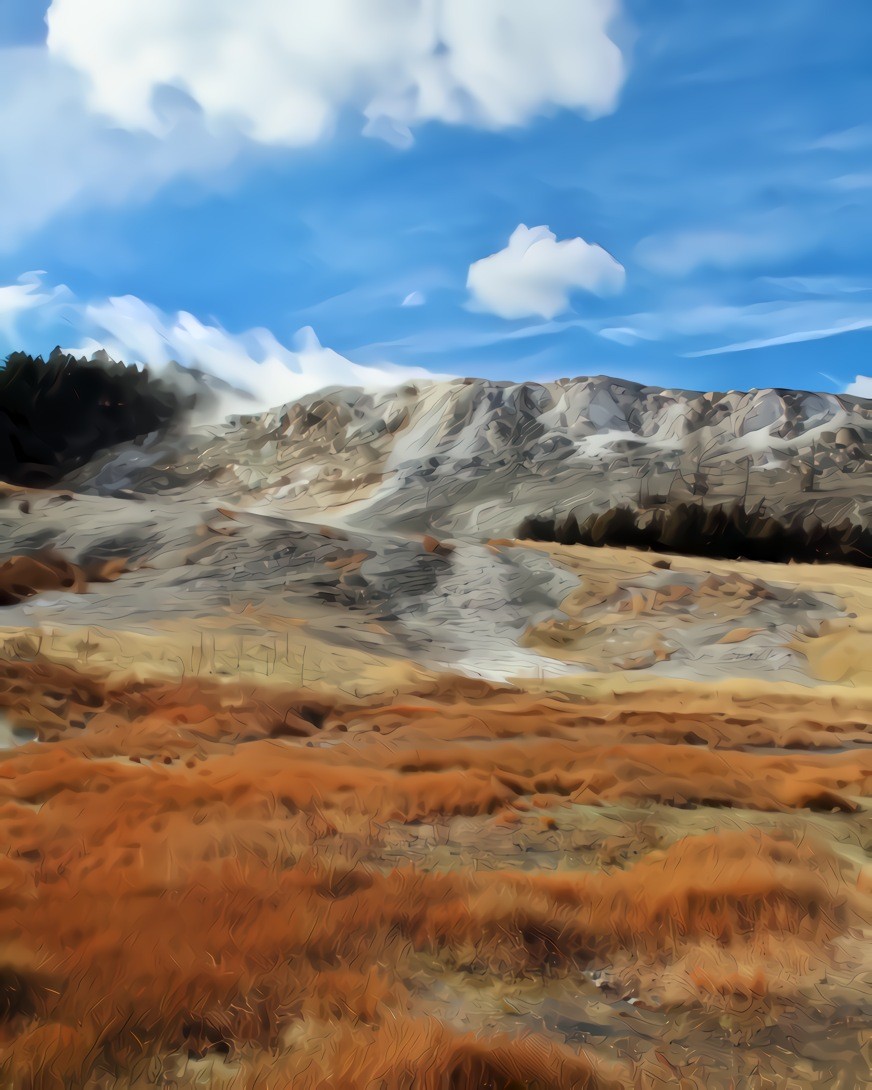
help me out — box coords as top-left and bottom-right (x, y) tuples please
(519, 502), (872, 568)
(0, 349), (181, 486)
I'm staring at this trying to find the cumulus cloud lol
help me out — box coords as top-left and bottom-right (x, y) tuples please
(467, 224), (625, 320)
(0, 3), (628, 242)
(46, 0), (626, 145)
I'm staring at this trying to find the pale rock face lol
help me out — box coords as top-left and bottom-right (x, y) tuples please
(66, 371), (872, 541)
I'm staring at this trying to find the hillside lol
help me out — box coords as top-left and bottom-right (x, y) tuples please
(0, 357), (871, 1088)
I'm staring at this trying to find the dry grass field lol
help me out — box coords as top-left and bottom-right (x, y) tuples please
(1, 531), (871, 1088)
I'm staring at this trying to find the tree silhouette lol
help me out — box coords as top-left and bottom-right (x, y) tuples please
(0, 349), (181, 486)
(519, 501), (872, 568)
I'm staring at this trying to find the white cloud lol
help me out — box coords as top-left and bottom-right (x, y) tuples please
(467, 224), (625, 319)
(831, 173), (872, 191)
(634, 213), (813, 278)
(845, 376), (872, 398)
(0, 3), (628, 243)
(46, 0), (626, 146)
(809, 125), (872, 152)
(0, 271), (70, 335)
(70, 296), (449, 412)
(756, 275), (872, 297)
(0, 274), (449, 417)
(596, 297), (872, 358)
(684, 319), (872, 357)
(597, 325), (657, 346)
(401, 291), (425, 307)
(0, 46), (244, 249)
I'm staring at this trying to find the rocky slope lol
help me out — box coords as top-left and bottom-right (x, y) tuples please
(66, 374), (872, 546)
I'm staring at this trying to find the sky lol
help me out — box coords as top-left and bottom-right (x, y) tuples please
(1, 0), (872, 404)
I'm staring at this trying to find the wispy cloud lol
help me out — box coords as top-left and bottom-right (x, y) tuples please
(596, 296), (872, 359)
(684, 319), (872, 357)
(634, 213), (814, 278)
(831, 173), (872, 191)
(755, 275), (872, 297)
(0, 46), (246, 249)
(807, 125), (872, 152)
(0, 273), (450, 414)
(0, 271), (71, 335)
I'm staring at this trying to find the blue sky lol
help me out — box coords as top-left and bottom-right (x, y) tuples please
(1, 0), (872, 401)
